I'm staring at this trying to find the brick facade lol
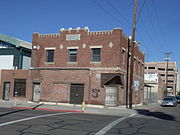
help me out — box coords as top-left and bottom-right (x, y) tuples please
(0, 70), (31, 100)
(0, 27), (144, 106)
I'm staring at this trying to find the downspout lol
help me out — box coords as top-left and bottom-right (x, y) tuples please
(88, 69), (91, 104)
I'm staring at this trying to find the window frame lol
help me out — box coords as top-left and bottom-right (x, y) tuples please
(92, 48), (101, 62)
(122, 49), (126, 65)
(14, 79), (26, 97)
(46, 49), (54, 63)
(69, 49), (77, 62)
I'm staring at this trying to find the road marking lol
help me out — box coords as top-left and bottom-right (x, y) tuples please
(0, 112), (72, 127)
(95, 113), (136, 135)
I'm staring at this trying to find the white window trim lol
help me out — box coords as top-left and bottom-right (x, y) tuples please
(90, 45), (102, 49)
(44, 62), (54, 64)
(45, 47), (56, 50)
(90, 62), (101, 64)
(67, 62), (78, 64)
(122, 47), (126, 51)
(67, 46), (79, 49)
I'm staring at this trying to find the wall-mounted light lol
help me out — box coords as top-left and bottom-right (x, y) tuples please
(33, 45), (40, 50)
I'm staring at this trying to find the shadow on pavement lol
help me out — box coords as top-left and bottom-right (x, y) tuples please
(0, 103), (44, 117)
(0, 109), (27, 117)
(135, 109), (176, 121)
(32, 103), (44, 110)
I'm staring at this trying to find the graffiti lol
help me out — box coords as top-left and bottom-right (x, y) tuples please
(91, 88), (100, 98)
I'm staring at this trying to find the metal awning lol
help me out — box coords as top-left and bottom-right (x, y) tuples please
(144, 84), (154, 88)
(101, 73), (124, 87)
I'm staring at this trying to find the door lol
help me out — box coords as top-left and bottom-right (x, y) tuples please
(105, 86), (118, 107)
(70, 84), (84, 104)
(3, 82), (10, 100)
(33, 83), (41, 102)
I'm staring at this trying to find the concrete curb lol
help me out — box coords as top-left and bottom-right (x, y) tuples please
(0, 100), (161, 116)
(11, 106), (83, 113)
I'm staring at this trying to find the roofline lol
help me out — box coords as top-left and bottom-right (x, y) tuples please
(0, 33), (32, 49)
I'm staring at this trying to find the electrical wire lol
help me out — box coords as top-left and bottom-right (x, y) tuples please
(151, 0), (170, 51)
(137, 0), (147, 24)
(92, 0), (131, 29)
(145, 1), (164, 51)
(105, 0), (132, 25)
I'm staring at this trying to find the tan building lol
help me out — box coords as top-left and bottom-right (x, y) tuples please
(144, 62), (179, 96)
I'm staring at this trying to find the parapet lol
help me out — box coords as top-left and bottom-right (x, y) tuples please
(33, 32), (60, 38)
(33, 27), (123, 38)
(59, 26), (89, 33)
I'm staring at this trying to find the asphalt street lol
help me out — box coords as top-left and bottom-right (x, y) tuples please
(0, 104), (179, 135)
(106, 104), (180, 135)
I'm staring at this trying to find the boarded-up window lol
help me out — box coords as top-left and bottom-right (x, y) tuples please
(53, 83), (69, 102)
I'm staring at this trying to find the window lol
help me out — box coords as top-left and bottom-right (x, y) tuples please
(122, 49), (126, 65)
(14, 79), (26, 97)
(161, 74), (165, 76)
(168, 74), (174, 77)
(168, 80), (174, 82)
(92, 48), (101, 62)
(168, 68), (174, 71)
(158, 68), (165, 71)
(46, 50), (54, 62)
(144, 67), (147, 69)
(167, 86), (173, 89)
(69, 49), (77, 62)
(148, 67), (155, 69)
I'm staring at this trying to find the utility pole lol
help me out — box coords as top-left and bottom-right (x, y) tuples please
(164, 52), (172, 96)
(129, 0), (138, 109)
(126, 38), (130, 108)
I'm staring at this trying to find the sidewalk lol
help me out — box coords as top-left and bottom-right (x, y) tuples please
(0, 100), (160, 116)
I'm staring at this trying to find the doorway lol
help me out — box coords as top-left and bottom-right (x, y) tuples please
(3, 82), (10, 100)
(33, 83), (41, 102)
(70, 84), (84, 104)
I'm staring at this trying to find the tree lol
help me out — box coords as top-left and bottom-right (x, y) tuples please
(163, 88), (167, 97)
(177, 91), (180, 96)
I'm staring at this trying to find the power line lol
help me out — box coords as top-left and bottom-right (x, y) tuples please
(145, 1), (164, 52)
(105, 0), (131, 25)
(151, 0), (170, 51)
(92, 0), (131, 29)
(137, 0), (147, 23)
(138, 16), (162, 51)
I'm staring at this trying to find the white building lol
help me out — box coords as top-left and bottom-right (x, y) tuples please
(0, 34), (32, 70)
(144, 73), (164, 103)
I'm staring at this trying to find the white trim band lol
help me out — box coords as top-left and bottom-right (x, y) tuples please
(90, 45), (103, 48)
(45, 47), (56, 50)
(67, 46), (79, 49)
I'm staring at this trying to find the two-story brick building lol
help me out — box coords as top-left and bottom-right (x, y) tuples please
(0, 27), (144, 106)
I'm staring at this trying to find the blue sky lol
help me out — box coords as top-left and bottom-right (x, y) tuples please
(1, 0), (180, 64)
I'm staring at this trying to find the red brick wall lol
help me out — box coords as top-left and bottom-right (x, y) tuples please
(30, 28), (144, 105)
(0, 70), (31, 100)
(32, 28), (144, 70)
(31, 69), (90, 103)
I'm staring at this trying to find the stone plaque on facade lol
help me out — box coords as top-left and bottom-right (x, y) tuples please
(66, 34), (80, 40)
